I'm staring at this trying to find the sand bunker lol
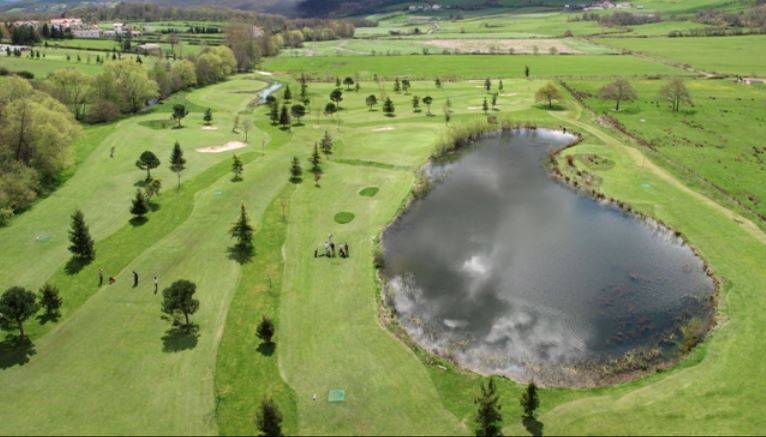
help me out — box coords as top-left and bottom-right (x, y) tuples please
(255, 70), (274, 76)
(202, 126), (219, 131)
(373, 126), (395, 132)
(196, 141), (247, 153)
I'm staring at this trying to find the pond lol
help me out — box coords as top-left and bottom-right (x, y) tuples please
(382, 129), (715, 386)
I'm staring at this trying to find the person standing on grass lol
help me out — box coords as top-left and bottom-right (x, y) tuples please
(133, 270), (139, 288)
(99, 268), (104, 287)
(153, 275), (159, 294)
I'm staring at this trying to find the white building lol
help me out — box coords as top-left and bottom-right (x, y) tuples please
(73, 28), (102, 38)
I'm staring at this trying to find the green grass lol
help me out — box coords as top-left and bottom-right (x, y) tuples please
(597, 35), (766, 76)
(264, 54), (684, 80)
(359, 187), (380, 197)
(333, 211), (356, 224)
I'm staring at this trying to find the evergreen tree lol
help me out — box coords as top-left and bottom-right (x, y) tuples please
(257, 316), (275, 343)
(232, 154), (244, 181)
(203, 108), (213, 125)
(136, 151), (161, 181)
(525, 65), (530, 78)
(520, 382), (540, 418)
(320, 131), (333, 155)
(169, 142), (186, 189)
(310, 143), (322, 175)
(484, 78), (492, 92)
(383, 97), (395, 117)
(172, 104), (188, 128)
(269, 103), (279, 125)
(68, 210), (95, 261)
(354, 82), (360, 92)
(256, 398), (283, 437)
(491, 93), (498, 110)
(402, 79), (411, 94)
(498, 80), (504, 91)
(335, 76), (341, 88)
(412, 95), (420, 112)
(279, 105), (291, 128)
(330, 88), (343, 109)
(161, 280), (199, 327)
(39, 284), (62, 316)
(435, 77), (442, 88)
(130, 189), (149, 219)
(483, 97), (489, 115)
(283, 85), (292, 101)
(289, 157), (303, 183)
(230, 204), (254, 257)
(394, 77), (401, 92)
(0, 287), (39, 339)
(475, 378), (503, 437)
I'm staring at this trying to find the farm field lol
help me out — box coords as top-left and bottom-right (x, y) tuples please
(264, 54), (685, 79)
(597, 35), (766, 76)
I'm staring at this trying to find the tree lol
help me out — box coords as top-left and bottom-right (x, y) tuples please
(289, 156), (303, 183)
(412, 95), (421, 112)
(335, 77), (341, 88)
(279, 105), (291, 129)
(161, 280), (199, 327)
(269, 103), (279, 125)
(423, 96), (434, 115)
(343, 76), (354, 90)
(38, 284), (62, 316)
(475, 378), (503, 437)
(170, 60), (197, 91)
(659, 77), (692, 112)
(394, 77), (401, 92)
(169, 142), (186, 189)
(232, 154), (244, 181)
(310, 143), (322, 175)
(136, 151), (161, 181)
(482, 97), (489, 115)
(68, 210), (95, 261)
(324, 102), (338, 118)
(599, 78), (637, 111)
(291, 104), (306, 125)
(524, 65), (530, 78)
(257, 316), (275, 343)
(145, 178), (162, 199)
(225, 22), (260, 72)
(383, 97), (395, 117)
(203, 108), (213, 125)
(0, 287), (39, 339)
(242, 117), (254, 142)
(256, 398), (283, 437)
(130, 189), (149, 219)
(330, 88), (343, 109)
(435, 78), (442, 88)
(98, 59), (159, 113)
(484, 78), (492, 92)
(320, 131), (333, 155)
(172, 104), (188, 128)
(520, 382), (540, 418)
(402, 79), (411, 94)
(491, 93), (498, 110)
(283, 85), (292, 101)
(535, 82), (563, 109)
(46, 68), (91, 120)
(365, 94), (378, 111)
(230, 203), (254, 256)
(498, 80), (504, 91)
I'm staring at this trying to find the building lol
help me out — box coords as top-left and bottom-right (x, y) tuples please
(73, 28), (102, 39)
(137, 43), (161, 55)
(50, 18), (83, 29)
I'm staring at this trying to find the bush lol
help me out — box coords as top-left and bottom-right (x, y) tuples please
(86, 99), (121, 123)
(15, 71), (34, 80)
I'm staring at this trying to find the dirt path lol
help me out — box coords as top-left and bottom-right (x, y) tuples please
(551, 108), (766, 246)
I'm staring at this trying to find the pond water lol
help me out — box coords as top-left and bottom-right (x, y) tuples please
(382, 129), (715, 386)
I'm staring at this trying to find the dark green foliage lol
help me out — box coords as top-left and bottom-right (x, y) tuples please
(485, 78), (492, 91)
(330, 88), (343, 109)
(279, 105), (291, 128)
(475, 378), (503, 437)
(230, 204), (254, 259)
(423, 95), (434, 115)
(310, 143), (322, 175)
(257, 316), (275, 344)
(324, 102), (337, 117)
(283, 85), (292, 101)
(520, 382), (540, 418)
(136, 151), (161, 181)
(203, 107), (213, 125)
(145, 178), (162, 200)
(269, 103), (279, 125)
(232, 154), (244, 181)
(172, 104), (188, 128)
(38, 284), (62, 316)
(435, 77), (442, 88)
(130, 189), (149, 218)
(394, 77), (401, 92)
(161, 280), (199, 327)
(169, 142), (187, 188)
(499, 80), (504, 91)
(68, 209), (95, 261)
(290, 104), (306, 124)
(492, 93), (498, 109)
(0, 286), (39, 339)
(256, 398), (283, 437)
(365, 94), (378, 111)
(320, 130), (333, 155)
(412, 95), (420, 112)
(483, 97), (489, 114)
(402, 79), (411, 93)
(343, 76), (354, 90)
(289, 157), (302, 184)
(383, 97), (395, 117)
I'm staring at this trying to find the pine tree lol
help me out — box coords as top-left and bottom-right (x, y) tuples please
(383, 97), (395, 117)
(232, 154), (244, 181)
(289, 157), (303, 183)
(491, 93), (498, 110)
(257, 316), (275, 343)
(256, 398), (283, 437)
(130, 189), (149, 219)
(435, 77), (442, 88)
(283, 85), (292, 101)
(203, 108), (213, 125)
(230, 204), (254, 256)
(68, 210), (95, 261)
(39, 284), (62, 316)
(484, 78), (492, 92)
(320, 130), (333, 155)
(269, 103), (279, 125)
(310, 143), (322, 175)
(279, 105), (291, 128)
(335, 76), (341, 87)
(412, 95), (420, 112)
(498, 80), (504, 91)
(520, 382), (540, 418)
(475, 378), (503, 437)
(394, 77), (401, 92)
(483, 97), (489, 115)
(169, 141), (186, 189)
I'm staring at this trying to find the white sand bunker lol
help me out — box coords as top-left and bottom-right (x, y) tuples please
(373, 126), (395, 132)
(467, 106), (483, 110)
(255, 70), (273, 76)
(196, 141), (247, 154)
(202, 125), (219, 131)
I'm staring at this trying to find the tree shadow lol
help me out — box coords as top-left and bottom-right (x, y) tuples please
(535, 103), (565, 111)
(148, 202), (161, 212)
(523, 415), (544, 436)
(257, 341), (275, 356)
(231, 176), (243, 183)
(134, 179), (148, 188)
(129, 216), (148, 227)
(227, 245), (254, 264)
(0, 335), (37, 369)
(161, 324), (199, 353)
(65, 257), (91, 275)
(37, 311), (61, 325)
